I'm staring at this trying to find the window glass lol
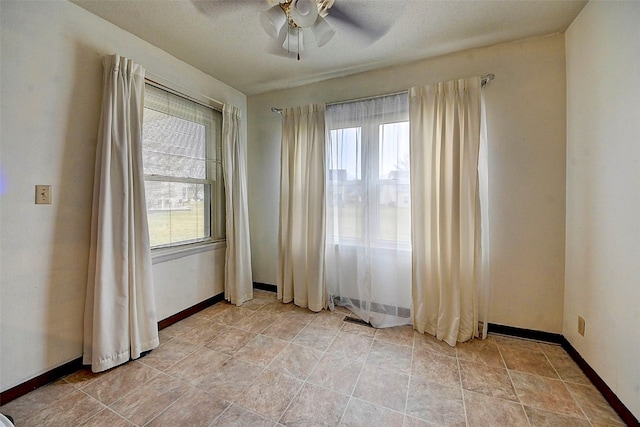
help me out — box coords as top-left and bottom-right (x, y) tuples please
(142, 84), (224, 249)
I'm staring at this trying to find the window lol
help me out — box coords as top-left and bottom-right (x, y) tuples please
(326, 93), (410, 247)
(142, 83), (224, 249)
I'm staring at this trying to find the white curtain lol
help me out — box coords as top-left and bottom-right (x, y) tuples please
(84, 55), (159, 372)
(277, 104), (326, 312)
(222, 105), (253, 305)
(409, 77), (490, 346)
(325, 93), (412, 327)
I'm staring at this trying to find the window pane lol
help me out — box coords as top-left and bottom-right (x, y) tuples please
(145, 180), (210, 247)
(327, 181), (363, 239)
(329, 127), (361, 180)
(378, 183), (411, 242)
(143, 108), (207, 179)
(379, 121), (410, 179)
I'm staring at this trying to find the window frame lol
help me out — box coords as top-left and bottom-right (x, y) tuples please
(326, 107), (410, 249)
(142, 80), (225, 257)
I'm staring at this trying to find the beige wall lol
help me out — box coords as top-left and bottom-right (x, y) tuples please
(248, 35), (567, 334)
(0, 1), (246, 391)
(565, 1), (640, 418)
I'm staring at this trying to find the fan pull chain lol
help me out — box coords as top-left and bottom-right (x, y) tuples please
(297, 27), (301, 61)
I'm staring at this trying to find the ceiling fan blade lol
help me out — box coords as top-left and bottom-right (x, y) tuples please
(327, 3), (392, 44)
(189, 0), (262, 18)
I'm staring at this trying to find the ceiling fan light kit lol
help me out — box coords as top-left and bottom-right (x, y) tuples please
(259, 0), (336, 58)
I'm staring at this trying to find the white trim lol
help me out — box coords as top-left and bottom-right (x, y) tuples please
(152, 240), (226, 264)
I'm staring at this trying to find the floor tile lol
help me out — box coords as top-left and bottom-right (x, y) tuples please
(204, 325), (256, 355)
(260, 301), (295, 314)
(464, 390), (529, 427)
(63, 367), (104, 389)
(82, 361), (159, 405)
(234, 334), (288, 367)
(565, 382), (625, 426)
(146, 387), (229, 427)
(340, 397), (404, 427)
(311, 311), (346, 330)
(341, 321), (376, 338)
(366, 339), (412, 374)
(403, 414), (442, 427)
(0, 379), (75, 423)
(353, 364), (408, 412)
(138, 337), (200, 371)
(500, 345), (559, 378)
(541, 349), (591, 385)
(413, 331), (457, 357)
(161, 315), (203, 338)
(293, 324), (339, 351)
(510, 370), (585, 418)
(411, 348), (460, 388)
(494, 335), (543, 352)
(308, 352), (365, 395)
(374, 325), (414, 347)
(280, 382), (349, 426)
(215, 307), (255, 327)
(326, 331), (373, 361)
(524, 406), (592, 427)
(262, 317), (308, 341)
(459, 360), (518, 401)
(213, 404), (274, 426)
(405, 378), (465, 426)
(21, 390), (103, 427)
(268, 343), (322, 380)
(79, 408), (136, 426)
(240, 297), (273, 311)
(456, 336), (504, 368)
(235, 370), (302, 421)
(234, 311), (280, 334)
(192, 301), (233, 320)
(280, 305), (319, 324)
(5, 300), (624, 427)
(165, 347), (230, 384)
(110, 372), (190, 425)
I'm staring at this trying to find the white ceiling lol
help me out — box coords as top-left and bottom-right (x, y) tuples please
(71, 0), (587, 95)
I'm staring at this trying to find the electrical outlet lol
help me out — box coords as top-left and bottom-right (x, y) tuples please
(578, 316), (586, 336)
(35, 185), (52, 204)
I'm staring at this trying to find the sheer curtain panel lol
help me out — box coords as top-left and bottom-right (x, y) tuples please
(409, 77), (490, 346)
(325, 93), (412, 327)
(84, 55), (159, 372)
(277, 104), (326, 311)
(222, 105), (253, 305)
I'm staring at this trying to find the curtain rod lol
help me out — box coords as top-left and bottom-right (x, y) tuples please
(271, 73), (495, 114)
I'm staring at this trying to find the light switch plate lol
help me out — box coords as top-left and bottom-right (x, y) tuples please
(35, 185), (52, 204)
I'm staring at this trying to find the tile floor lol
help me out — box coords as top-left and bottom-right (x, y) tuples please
(0, 290), (625, 426)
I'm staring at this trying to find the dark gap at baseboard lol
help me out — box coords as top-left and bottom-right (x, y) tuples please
(1, 293), (226, 406)
(487, 323), (563, 344)
(0, 356), (83, 405)
(489, 323), (637, 425)
(561, 338), (639, 427)
(157, 293), (225, 330)
(253, 282), (277, 293)
(343, 316), (373, 328)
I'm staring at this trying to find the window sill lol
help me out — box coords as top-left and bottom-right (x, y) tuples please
(151, 240), (226, 264)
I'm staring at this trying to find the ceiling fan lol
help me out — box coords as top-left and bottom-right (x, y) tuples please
(260, 0), (335, 59)
(258, 0), (385, 60)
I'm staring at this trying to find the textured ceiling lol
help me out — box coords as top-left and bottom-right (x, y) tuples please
(71, 0), (587, 95)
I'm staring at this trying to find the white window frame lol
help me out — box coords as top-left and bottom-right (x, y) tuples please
(142, 80), (225, 259)
(327, 107), (410, 249)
